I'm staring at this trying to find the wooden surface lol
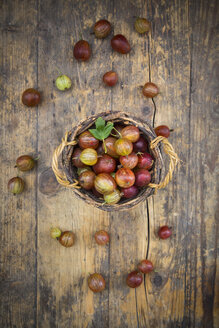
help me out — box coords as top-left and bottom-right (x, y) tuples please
(0, 0), (218, 327)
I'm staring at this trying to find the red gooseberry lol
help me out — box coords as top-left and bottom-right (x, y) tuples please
(115, 168), (135, 188)
(135, 169), (151, 187)
(126, 271), (143, 288)
(119, 152), (138, 169)
(121, 125), (140, 143)
(138, 259), (154, 274)
(79, 131), (99, 149)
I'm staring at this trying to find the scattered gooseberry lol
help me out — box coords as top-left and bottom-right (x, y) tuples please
(50, 227), (62, 239)
(142, 82), (159, 98)
(126, 271), (143, 288)
(154, 125), (170, 138)
(103, 71), (118, 87)
(94, 230), (110, 245)
(88, 273), (106, 293)
(59, 231), (74, 247)
(138, 259), (154, 273)
(158, 226), (172, 239)
(73, 40), (91, 61)
(8, 177), (24, 194)
(135, 18), (150, 34)
(16, 155), (35, 171)
(22, 88), (41, 107)
(111, 34), (131, 54)
(55, 75), (72, 91)
(94, 19), (111, 38)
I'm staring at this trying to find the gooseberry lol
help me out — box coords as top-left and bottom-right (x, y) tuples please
(103, 137), (119, 158)
(142, 82), (159, 98)
(135, 18), (150, 34)
(104, 189), (121, 204)
(73, 40), (91, 61)
(80, 148), (98, 166)
(121, 125), (140, 142)
(79, 131), (99, 149)
(55, 75), (72, 91)
(115, 168), (135, 188)
(133, 136), (148, 153)
(78, 171), (95, 190)
(119, 152), (138, 169)
(59, 231), (74, 247)
(126, 271), (143, 288)
(88, 273), (106, 293)
(16, 155), (35, 171)
(114, 138), (133, 156)
(93, 154), (116, 174)
(135, 169), (151, 187)
(22, 88), (41, 107)
(72, 148), (86, 168)
(121, 185), (139, 199)
(158, 226), (172, 239)
(103, 71), (118, 87)
(94, 230), (110, 245)
(94, 173), (116, 195)
(94, 19), (111, 38)
(154, 125), (170, 138)
(137, 153), (153, 169)
(111, 34), (131, 54)
(138, 259), (154, 273)
(8, 177), (24, 194)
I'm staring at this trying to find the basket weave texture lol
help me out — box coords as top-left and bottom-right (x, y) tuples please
(60, 111), (164, 211)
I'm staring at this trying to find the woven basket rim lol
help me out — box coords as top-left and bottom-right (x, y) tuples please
(62, 111), (164, 211)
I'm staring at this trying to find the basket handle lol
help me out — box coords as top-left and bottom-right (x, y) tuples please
(148, 136), (179, 191)
(52, 132), (81, 189)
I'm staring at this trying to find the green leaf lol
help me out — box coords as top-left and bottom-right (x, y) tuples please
(89, 129), (102, 140)
(95, 117), (106, 130)
(89, 118), (114, 141)
(103, 122), (114, 139)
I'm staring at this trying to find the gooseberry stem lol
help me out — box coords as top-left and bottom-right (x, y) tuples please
(102, 139), (107, 153)
(113, 127), (122, 138)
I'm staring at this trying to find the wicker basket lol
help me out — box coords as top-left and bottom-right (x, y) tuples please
(52, 111), (179, 211)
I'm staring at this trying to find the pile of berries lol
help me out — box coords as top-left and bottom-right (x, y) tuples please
(72, 118), (154, 205)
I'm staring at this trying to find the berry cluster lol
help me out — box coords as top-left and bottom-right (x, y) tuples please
(72, 118), (154, 205)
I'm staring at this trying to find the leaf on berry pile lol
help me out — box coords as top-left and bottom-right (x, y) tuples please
(89, 118), (114, 141)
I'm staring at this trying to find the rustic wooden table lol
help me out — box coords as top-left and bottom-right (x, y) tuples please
(0, 0), (218, 327)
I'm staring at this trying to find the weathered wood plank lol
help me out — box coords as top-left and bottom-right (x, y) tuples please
(0, 0), (218, 327)
(37, 0), (112, 327)
(107, 0), (153, 327)
(145, 0), (219, 327)
(0, 1), (38, 327)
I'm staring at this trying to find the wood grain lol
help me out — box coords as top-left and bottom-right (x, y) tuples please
(0, 1), (38, 327)
(0, 0), (218, 327)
